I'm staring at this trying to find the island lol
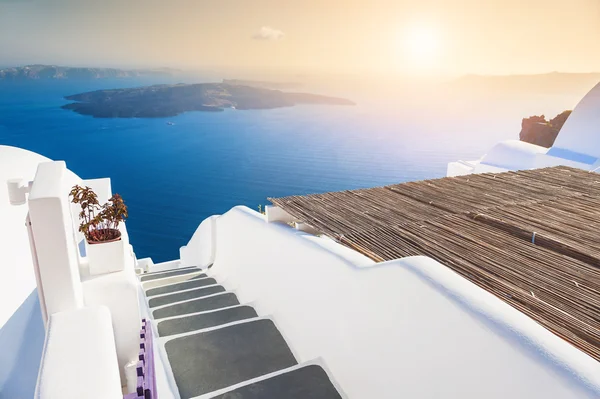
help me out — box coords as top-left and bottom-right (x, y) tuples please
(222, 79), (302, 90)
(61, 83), (355, 118)
(519, 110), (572, 147)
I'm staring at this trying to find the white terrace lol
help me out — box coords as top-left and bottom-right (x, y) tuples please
(2, 81), (600, 399)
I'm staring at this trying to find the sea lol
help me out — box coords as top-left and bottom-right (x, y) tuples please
(0, 77), (586, 262)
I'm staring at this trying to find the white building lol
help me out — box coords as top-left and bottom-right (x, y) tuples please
(448, 82), (600, 176)
(1, 81), (600, 399)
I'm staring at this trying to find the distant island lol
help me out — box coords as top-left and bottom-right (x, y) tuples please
(0, 65), (177, 80)
(222, 79), (302, 90)
(61, 82), (355, 118)
(519, 110), (572, 147)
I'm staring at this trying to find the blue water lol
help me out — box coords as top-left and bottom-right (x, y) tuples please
(0, 79), (579, 262)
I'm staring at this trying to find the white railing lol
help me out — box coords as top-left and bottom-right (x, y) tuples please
(180, 215), (219, 268)
(28, 161), (84, 318)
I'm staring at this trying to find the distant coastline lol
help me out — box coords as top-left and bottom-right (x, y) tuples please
(0, 65), (177, 80)
(61, 82), (355, 118)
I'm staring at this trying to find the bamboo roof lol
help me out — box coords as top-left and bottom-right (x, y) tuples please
(269, 166), (600, 361)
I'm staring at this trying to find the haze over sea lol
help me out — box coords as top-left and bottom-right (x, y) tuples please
(0, 77), (587, 262)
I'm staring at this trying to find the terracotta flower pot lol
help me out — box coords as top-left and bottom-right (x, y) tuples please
(86, 229), (126, 275)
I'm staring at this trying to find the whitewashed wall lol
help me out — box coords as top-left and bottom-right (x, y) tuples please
(35, 306), (122, 399)
(0, 146), (80, 398)
(28, 161), (85, 317)
(180, 215), (218, 267)
(81, 254), (140, 384)
(204, 206), (600, 399)
(0, 147), (141, 393)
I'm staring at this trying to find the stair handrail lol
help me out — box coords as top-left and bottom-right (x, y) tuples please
(124, 319), (157, 399)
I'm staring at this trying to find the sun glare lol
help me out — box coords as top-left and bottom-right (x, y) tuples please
(402, 24), (440, 67)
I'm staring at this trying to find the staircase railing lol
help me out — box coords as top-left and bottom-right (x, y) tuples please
(124, 319), (157, 399)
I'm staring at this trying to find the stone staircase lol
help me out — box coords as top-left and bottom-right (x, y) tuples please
(140, 266), (343, 399)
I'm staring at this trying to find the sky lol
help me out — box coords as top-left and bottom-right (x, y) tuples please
(1, 0), (599, 76)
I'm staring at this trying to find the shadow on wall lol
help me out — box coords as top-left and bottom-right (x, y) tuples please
(0, 290), (45, 398)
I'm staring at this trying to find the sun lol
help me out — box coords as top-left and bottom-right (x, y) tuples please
(402, 24), (440, 67)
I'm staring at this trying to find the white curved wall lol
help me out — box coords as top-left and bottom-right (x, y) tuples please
(0, 290), (45, 398)
(0, 146), (51, 328)
(29, 161), (85, 317)
(553, 82), (600, 158)
(180, 215), (218, 267)
(207, 206), (600, 399)
(0, 146), (81, 398)
(477, 139), (547, 171)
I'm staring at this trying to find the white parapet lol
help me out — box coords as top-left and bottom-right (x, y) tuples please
(534, 149), (599, 170)
(35, 306), (122, 399)
(26, 160), (140, 387)
(136, 257), (155, 273)
(447, 160), (476, 177)
(204, 205), (600, 399)
(180, 215), (219, 268)
(81, 244), (141, 385)
(295, 221), (320, 235)
(146, 259), (182, 274)
(28, 161), (84, 318)
(265, 205), (296, 224)
(0, 146), (86, 398)
(6, 178), (31, 205)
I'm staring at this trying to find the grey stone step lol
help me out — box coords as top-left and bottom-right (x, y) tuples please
(153, 293), (240, 319)
(165, 319), (297, 399)
(145, 277), (218, 297)
(140, 267), (202, 282)
(210, 365), (342, 399)
(142, 272), (207, 290)
(140, 265), (198, 276)
(148, 286), (226, 308)
(157, 306), (258, 337)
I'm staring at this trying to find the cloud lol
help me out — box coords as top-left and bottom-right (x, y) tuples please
(253, 26), (284, 41)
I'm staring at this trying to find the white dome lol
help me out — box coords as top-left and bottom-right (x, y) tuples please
(553, 82), (600, 159)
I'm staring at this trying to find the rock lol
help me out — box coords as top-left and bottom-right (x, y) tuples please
(519, 110), (572, 148)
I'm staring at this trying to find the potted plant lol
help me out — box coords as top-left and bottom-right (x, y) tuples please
(70, 185), (129, 275)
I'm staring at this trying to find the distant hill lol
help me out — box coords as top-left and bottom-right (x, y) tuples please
(61, 83), (355, 118)
(451, 72), (600, 94)
(0, 65), (178, 80)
